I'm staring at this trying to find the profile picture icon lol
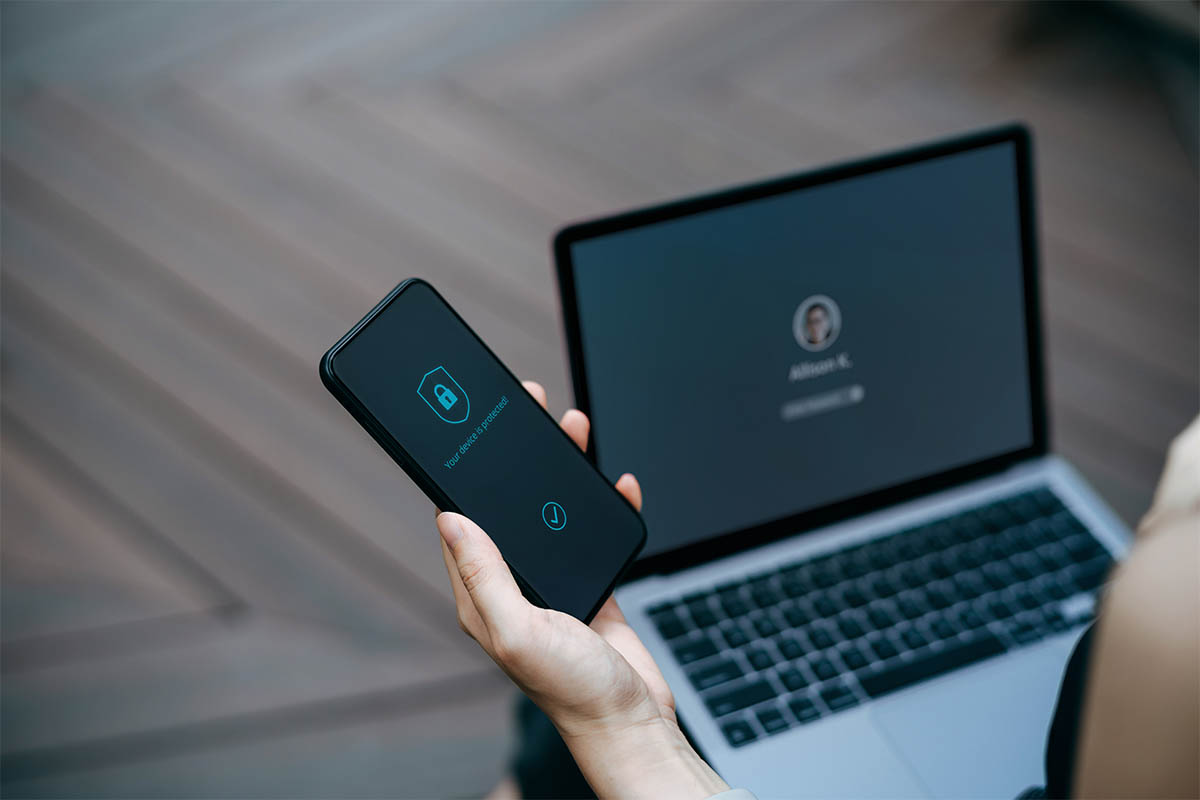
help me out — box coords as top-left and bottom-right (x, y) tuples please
(793, 295), (841, 352)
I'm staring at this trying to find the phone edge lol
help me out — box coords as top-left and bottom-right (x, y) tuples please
(319, 278), (645, 623)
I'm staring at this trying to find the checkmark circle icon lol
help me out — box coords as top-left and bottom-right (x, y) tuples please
(541, 501), (566, 531)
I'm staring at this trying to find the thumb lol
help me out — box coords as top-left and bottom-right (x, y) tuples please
(436, 512), (525, 630)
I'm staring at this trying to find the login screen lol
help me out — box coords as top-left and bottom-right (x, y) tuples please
(569, 141), (1034, 558)
(327, 280), (645, 619)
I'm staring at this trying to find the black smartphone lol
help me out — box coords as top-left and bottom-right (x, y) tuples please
(320, 279), (647, 622)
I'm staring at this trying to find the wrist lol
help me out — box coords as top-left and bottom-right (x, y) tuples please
(557, 711), (729, 800)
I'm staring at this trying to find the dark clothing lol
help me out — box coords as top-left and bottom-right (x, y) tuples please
(511, 625), (1096, 799)
(1042, 625), (1095, 799)
(511, 694), (592, 798)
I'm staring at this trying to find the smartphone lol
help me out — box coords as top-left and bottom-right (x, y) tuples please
(320, 279), (646, 622)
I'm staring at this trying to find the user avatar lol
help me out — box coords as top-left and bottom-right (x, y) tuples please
(793, 294), (841, 352)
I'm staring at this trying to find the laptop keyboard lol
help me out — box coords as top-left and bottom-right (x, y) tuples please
(645, 487), (1114, 748)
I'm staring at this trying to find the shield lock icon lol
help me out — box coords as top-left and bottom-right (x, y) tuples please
(417, 366), (470, 424)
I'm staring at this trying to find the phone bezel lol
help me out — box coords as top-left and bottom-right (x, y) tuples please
(320, 278), (648, 624)
(552, 123), (1048, 580)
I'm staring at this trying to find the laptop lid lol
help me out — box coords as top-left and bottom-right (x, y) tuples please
(554, 125), (1047, 580)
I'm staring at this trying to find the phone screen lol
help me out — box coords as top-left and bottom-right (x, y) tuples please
(323, 280), (646, 621)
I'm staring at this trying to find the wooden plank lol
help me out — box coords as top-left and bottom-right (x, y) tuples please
(12, 87), (566, 391)
(2, 444), (218, 644)
(0, 302), (464, 648)
(3, 680), (514, 798)
(1, 200), (458, 614)
(1, 608), (502, 756)
(163, 83), (559, 334)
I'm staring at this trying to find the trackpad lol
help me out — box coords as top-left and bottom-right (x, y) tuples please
(872, 636), (1077, 798)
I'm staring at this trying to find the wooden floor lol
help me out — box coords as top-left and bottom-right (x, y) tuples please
(2, 2), (1196, 796)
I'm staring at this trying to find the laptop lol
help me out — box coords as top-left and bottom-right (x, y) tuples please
(552, 125), (1131, 798)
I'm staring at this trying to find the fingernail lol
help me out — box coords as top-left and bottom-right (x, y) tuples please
(437, 513), (464, 548)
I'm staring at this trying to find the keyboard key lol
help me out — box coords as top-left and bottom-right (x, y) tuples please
(841, 586), (870, 608)
(840, 646), (869, 671)
(706, 679), (777, 717)
(842, 559), (870, 580)
(869, 636), (898, 660)
(1006, 618), (1043, 645)
(919, 523), (949, 551)
(896, 594), (925, 620)
(745, 646), (773, 671)
(752, 588), (782, 609)
(807, 626), (835, 650)
(987, 597), (1016, 621)
(688, 658), (745, 691)
(779, 562), (808, 579)
(867, 603), (895, 629)
(901, 627), (927, 650)
(859, 632), (1006, 698)
(893, 535), (924, 561)
(953, 571), (986, 600)
(1013, 585), (1041, 610)
(1043, 608), (1069, 632)
(924, 583), (954, 610)
(953, 513), (988, 542)
(838, 615), (864, 639)
(820, 682), (859, 711)
(1069, 555), (1113, 592)
(789, 695), (822, 723)
(810, 657), (838, 681)
(1038, 543), (1072, 570)
(753, 616), (780, 638)
(673, 636), (718, 664)
(982, 561), (1016, 590)
(981, 503), (1015, 532)
(813, 595), (838, 617)
(1050, 512), (1087, 538)
(1010, 553), (1040, 580)
(682, 591), (711, 605)
(721, 595), (750, 618)
(930, 618), (957, 641)
(956, 607), (986, 630)
(652, 612), (687, 640)
(756, 706), (790, 734)
(781, 577), (808, 598)
(1063, 533), (1104, 561)
(782, 605), (808, 628)
(691, 608), (718, 628)
(778, 636), (804, 660)
(722, 719), (757, 747)
(748, 571), (775, 587)
(896, 564), (926, 589)
(867, 573), (900, 598)
(810, 556), (840, 583)
(720, 624), (750, 649)
(1029, 488), (1063, 514)
(779, 667), (808, 691)
(1006, 493), (1042, 522)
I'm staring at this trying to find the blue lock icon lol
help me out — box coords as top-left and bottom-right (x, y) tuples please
(434, 383), (457, 411)
(418, 366), (469, 424)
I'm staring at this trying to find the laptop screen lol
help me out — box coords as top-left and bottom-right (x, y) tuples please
(564, 137), (1036, 562)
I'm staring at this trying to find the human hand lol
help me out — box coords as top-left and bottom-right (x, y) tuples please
(435, 381), (728, 799)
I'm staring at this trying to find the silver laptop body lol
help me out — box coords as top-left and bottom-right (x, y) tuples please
(553, 125), (1132, 798)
